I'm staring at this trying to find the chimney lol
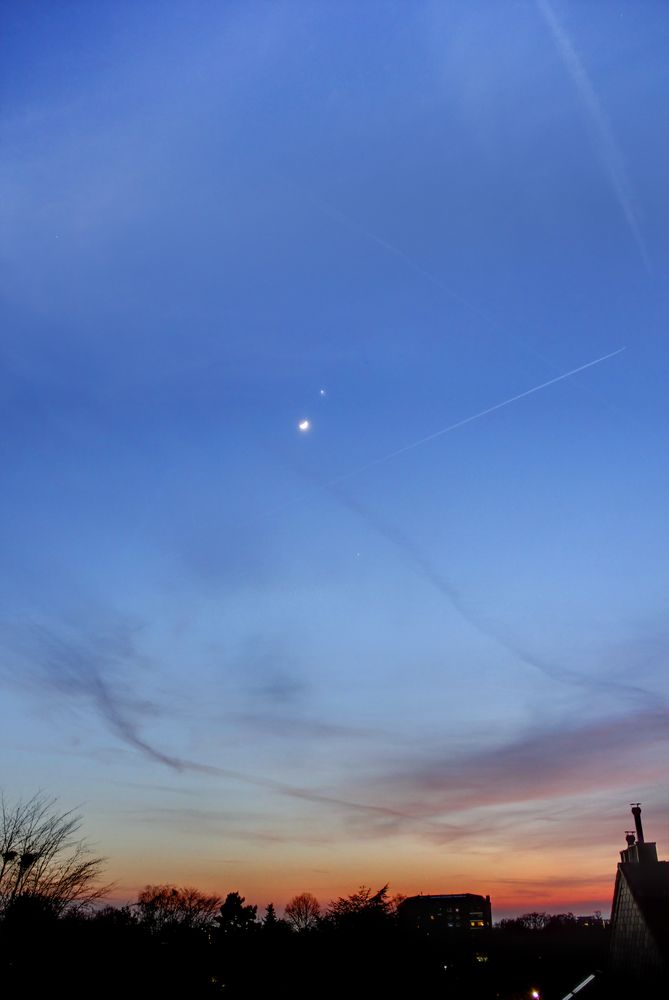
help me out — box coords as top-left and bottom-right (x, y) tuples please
(620, 803), (658, 864)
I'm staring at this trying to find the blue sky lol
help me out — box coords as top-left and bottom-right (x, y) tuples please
(1, 0), (668, 915)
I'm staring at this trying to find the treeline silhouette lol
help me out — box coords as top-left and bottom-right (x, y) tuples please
(0, 795), (613, 998)
(0, 882), (611, 999)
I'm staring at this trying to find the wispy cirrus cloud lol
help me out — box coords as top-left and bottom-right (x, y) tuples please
(3, 615), (665, 853)
(0, 617), (435, 824)
(344, 707), (668, 824)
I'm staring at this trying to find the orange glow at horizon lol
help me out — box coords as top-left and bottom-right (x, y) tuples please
(105, 840), (620, 919)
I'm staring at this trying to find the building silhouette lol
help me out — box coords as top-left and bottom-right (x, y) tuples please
(397, 892), (492, 934)
(609, 803), (668, 986)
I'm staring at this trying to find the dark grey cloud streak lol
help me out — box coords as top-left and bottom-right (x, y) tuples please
(0, 618), (182, 769)
(343, 706), (669, 843)
(0, 618), (444, 825)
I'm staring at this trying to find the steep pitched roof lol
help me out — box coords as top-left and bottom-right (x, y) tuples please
(616, 860), (669, 957)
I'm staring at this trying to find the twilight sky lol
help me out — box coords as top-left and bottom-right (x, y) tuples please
(1, 0), (668, 917)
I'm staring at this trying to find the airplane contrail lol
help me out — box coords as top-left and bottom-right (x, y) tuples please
(303, 191), (492, 319)
(536, 0), (651, 272)
(328, 347), (626, 486)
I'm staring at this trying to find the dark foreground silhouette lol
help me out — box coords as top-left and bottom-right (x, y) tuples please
(0, 887), (616, 1000)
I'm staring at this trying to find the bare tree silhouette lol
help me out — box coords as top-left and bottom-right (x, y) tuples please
(0, 792), (109, 917)
(136, 884), (221, 932)
(285, 892), (320, 931)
